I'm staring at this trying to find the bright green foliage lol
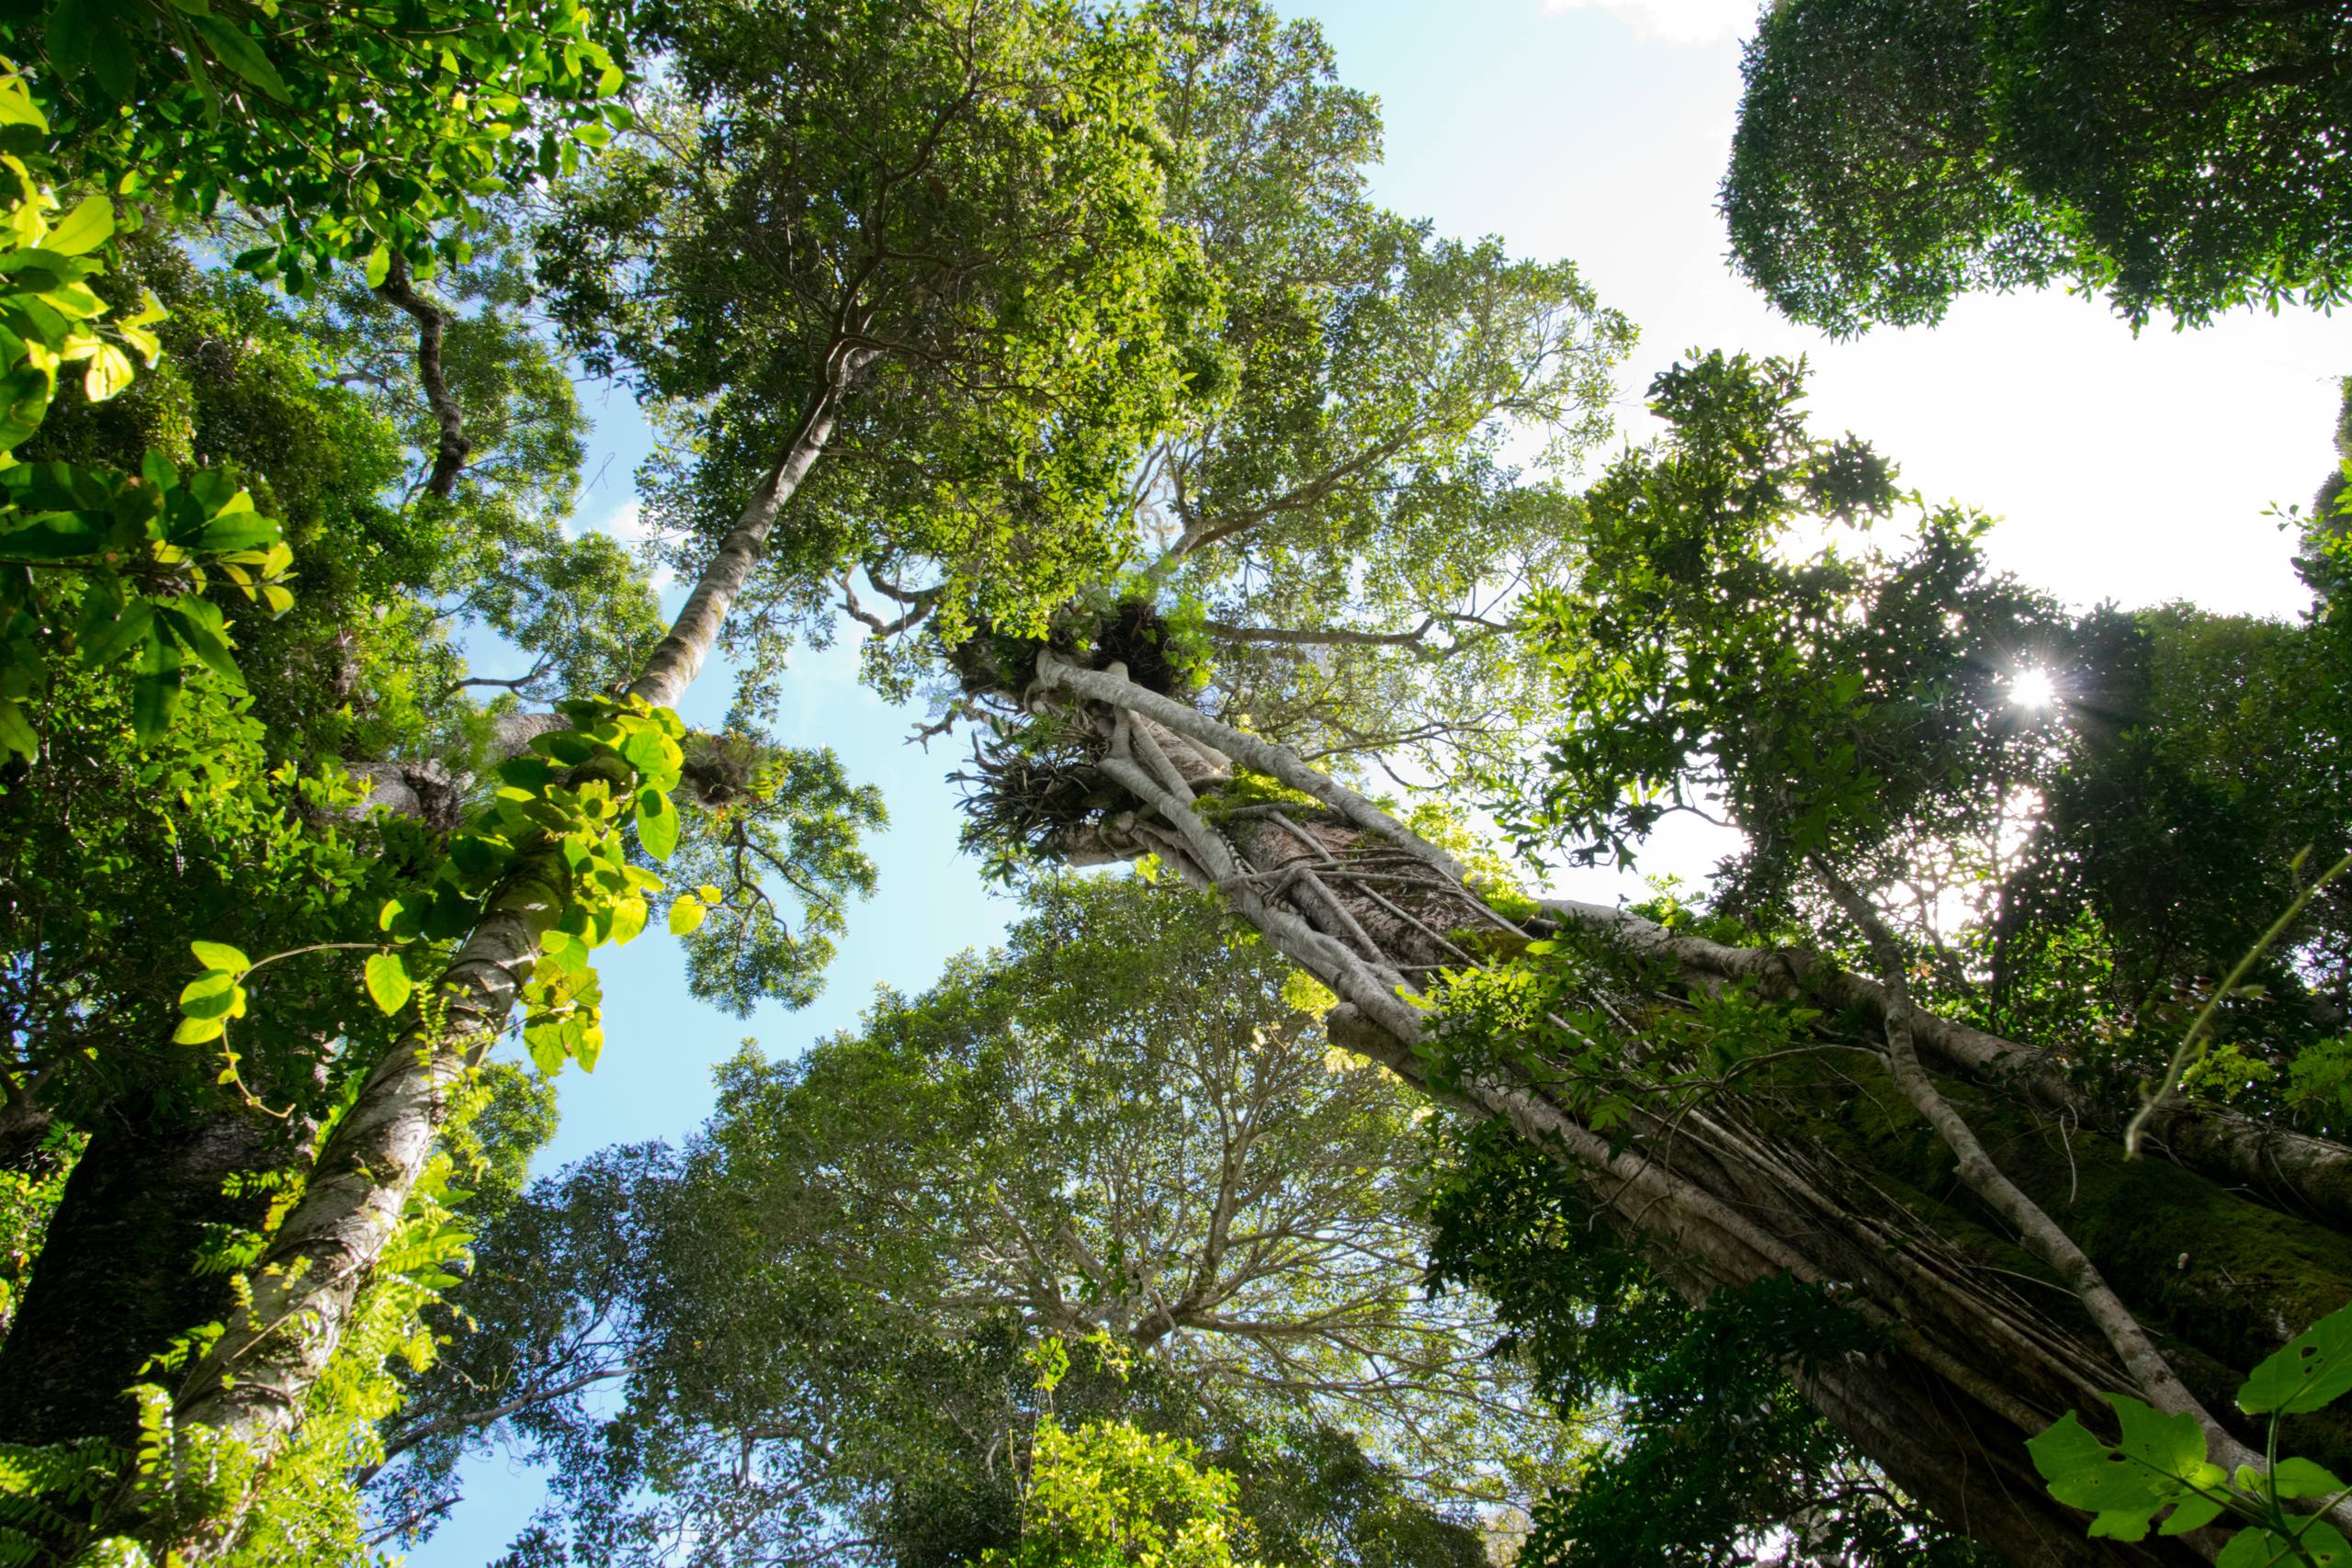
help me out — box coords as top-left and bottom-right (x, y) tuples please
(0, 1063), (556, 1568)
(1502, 355), (2352, 1120)
(3, 665), (427, 1128)
(3, 0), (634, 288)
(998, 0), (1632, 787)
(0, 128), (293, 758)
(543, 0), (1210, 656)
(1506, 350), (2061, 887)
(2030, 1302), (2352, 1563)
(1723, 0), (2352, 332)
(366, 694), (692, 1078)
(989, 1415), (1264, 1568)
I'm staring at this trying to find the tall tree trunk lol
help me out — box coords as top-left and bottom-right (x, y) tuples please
(1012, 651), (2352, 1566)
(146, 350), (867, 1560)
(0, 1104), (277, 1448)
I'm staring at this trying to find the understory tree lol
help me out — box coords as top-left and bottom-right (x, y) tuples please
(366, 875), (1528, 1565)
(1722, 0), (2352, 332)
(922, 353), (2352, 1565)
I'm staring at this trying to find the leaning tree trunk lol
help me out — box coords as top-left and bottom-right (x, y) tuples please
(138, 346), (869, 1561)
(1008, 650), (2352, 1567)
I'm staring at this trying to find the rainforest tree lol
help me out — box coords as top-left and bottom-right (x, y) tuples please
(1, 0), (1199, 1560)
(1722, 0), (2352, 332)
(368, 875), (1537, 1563)
(928, 354), (2352, 1564)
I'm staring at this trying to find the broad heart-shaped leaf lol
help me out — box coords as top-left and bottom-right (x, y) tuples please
(2242, 1303), (2352, 1416)
(607, 897), (648, 947)
(635, 785), (678, 861)
(363, 953), (413, 1016)
(2027, 1398), (2211, 1542)
(2271, 1457), (2347, 1500)
(667, 893), (707, 936)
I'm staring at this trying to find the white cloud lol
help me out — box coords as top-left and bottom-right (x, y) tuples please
(1540, 0), (1758, 47)
(590, 499), (654, 543)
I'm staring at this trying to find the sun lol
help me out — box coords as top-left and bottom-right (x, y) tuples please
(2009, 668), (2059, 710)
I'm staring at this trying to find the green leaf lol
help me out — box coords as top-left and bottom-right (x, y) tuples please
(0, 75), (49, 130)
(363, 953), (413, 1015)
(189, 940), (251, 974)
(363, 244), (391, 289)
(635, 785), (677, 861)
(0, 514), (104, 558)
(76, 594), (151, 669)
(667, 894), (706, 936)
(2242, 1303), (2352, 1416)
(191, 14), (290, 101)
(2215, 1525), (2352, 1568)
(82, 343), (134, 401)
(2270, 1457), (2346, 1499)
(2026, 1400), (2208, 1542)
(173, 1014), (226, 1044)
(192, 511), (278, 552)
(0, 698), (36, 761)
(608, 897), (647, 946)
(2296, 1521), (2352, 1566)
(573, 1024), (603, 1074)
(179, 976), (241, 1021)
(130, 662), (183, 745)
(45, 196), (114, 257)
(524, 1027), (566, 1077)
(2157, 1492), (2227, 1536)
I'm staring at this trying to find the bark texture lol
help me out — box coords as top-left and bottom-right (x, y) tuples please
(0, 1106), (277, 1448)
(1012, 652), (2352, 1567)
(153, 363), (862, 1558)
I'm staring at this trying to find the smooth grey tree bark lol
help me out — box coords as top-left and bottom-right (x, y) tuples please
(153, 354), (866, 1560)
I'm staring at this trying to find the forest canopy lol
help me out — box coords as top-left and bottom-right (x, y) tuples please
(0, 0), (2346, 1565)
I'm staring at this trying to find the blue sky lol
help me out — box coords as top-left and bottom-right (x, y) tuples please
(412, 1), (2352, 1557)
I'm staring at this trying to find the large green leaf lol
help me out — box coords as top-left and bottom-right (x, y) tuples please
(2241, 1303), (2352, 1416)
(636, 785), (678, 861)
(43, 196), (112, 257)
(2027, 1398), (2219, 1542)
(364, 953), (413, 1016)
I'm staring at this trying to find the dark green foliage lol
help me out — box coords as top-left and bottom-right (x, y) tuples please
(1424, 1122), (1993, 1567)
(1724, 0), (2352, 332)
